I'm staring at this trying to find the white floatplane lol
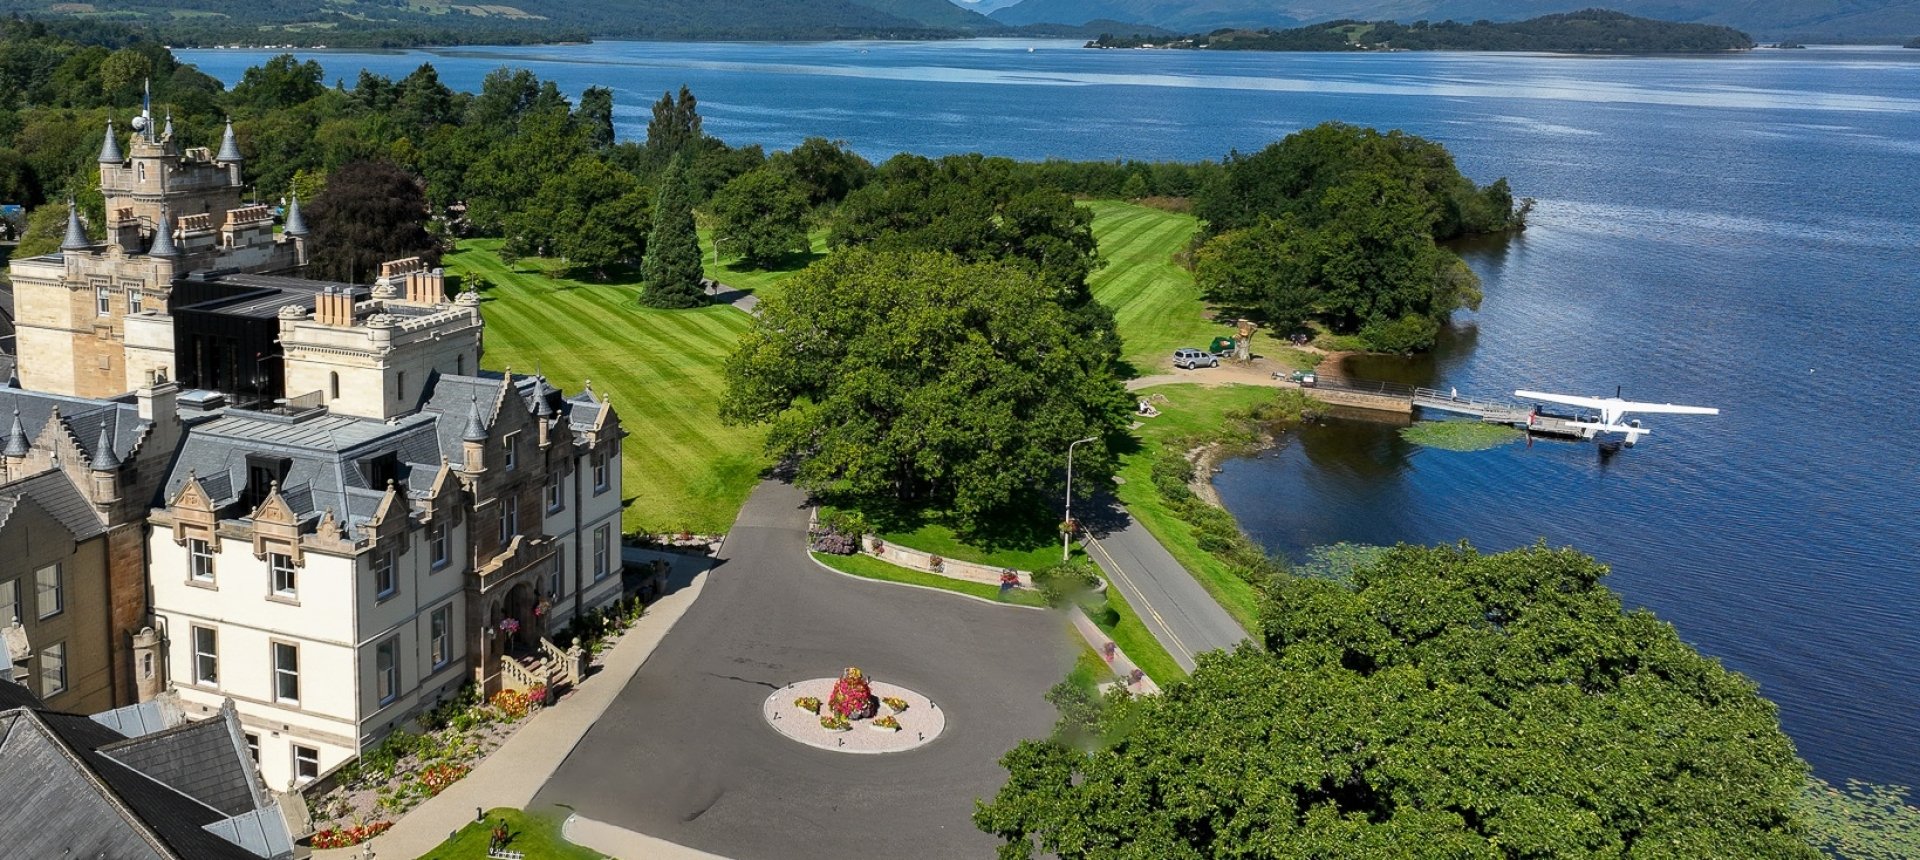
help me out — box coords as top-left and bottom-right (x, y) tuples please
(1514, 388), (1719, 448)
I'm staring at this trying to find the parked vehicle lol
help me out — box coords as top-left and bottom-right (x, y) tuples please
(1173, 348), (1219, 369)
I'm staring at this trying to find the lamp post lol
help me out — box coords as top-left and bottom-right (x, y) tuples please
(1064, 436), (1096, 562)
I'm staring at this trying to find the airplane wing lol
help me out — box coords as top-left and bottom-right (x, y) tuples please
(1514, 390), (1612, 410)
(1615, 402), (1718, 415)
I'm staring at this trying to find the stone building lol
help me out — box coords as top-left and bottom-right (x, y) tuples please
(144, 273), (624, 790)
(0, 381), (187, 712)
(8, 102), (307, 399)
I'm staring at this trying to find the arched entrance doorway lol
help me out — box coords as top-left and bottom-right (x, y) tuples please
(501, 582), (537, 654)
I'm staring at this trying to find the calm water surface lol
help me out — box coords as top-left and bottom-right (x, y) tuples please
(184, 41), (1920, 786)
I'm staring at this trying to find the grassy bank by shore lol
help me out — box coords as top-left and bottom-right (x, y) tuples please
(444, 239), (768, 534)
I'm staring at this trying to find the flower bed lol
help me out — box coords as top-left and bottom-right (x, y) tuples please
(313, 820), (392, 849)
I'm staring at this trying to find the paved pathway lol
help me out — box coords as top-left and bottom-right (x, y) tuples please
(315, 550), (717, 860)
(1082, 501), (1249, 672)
(532, 480), (1075, 860)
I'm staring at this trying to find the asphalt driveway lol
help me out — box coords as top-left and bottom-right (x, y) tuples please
(534, 480), (1076, 859)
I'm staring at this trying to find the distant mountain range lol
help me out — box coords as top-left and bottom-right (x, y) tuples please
(984, 0), (1920, 42)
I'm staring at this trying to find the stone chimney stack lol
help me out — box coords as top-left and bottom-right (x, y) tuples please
(314, 286), (356, 327)
(404, 268), (447, 305)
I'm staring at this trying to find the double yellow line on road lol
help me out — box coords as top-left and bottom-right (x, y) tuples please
(1085, 535), (1195, 666)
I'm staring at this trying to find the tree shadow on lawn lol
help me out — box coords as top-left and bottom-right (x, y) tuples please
(717, 247), (821, 283)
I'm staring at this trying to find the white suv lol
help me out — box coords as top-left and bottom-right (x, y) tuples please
(1173, 348), (1218, 369)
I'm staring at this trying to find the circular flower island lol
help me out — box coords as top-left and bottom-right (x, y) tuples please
(763, 667), (946, 754)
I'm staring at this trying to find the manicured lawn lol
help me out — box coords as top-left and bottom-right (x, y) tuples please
(1085, 200), (1312, 375)
(418, 807), (604, 860)
(1112, 383), (1281, 632)
(810, 551), (1051, 608)
(870, 517), (1073, 573)
(697, 227), (826, 306)
(443, 239), (767, 535)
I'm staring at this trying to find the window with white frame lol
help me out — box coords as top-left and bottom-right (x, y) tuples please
(499, 496), (518, 543)
(549, 546), (565, 599)
(35, 564), (63, 619)
(189, 538), (215, 581)
(245, 733), (260, 766)
(592, 450), (609, 494)
(192, 626), (218, 686)
(293, 745), (319, 784)
(503, 433), (517, 471)
(96, 285), (111, 316)
(429, 522), (449, 568)
(430, 605), (451, 670)
(270, 552), (297, 598)
(376, 638), (399, 705)
(546, 475), (563, 513)
(2, 577), (20, 625)
(593, 525), (610, 580)
(39, 642), (65, 698)
(126, 287), (143, 315)
(272, 642), (299, 705)
(373, 551), (396, 599)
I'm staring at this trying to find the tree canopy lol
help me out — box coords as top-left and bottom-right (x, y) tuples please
(721, 248), (1130, 529)
(639, 156), (705, 308)
(707, 165), (810, 268)
(978, 543), (1818, 860)
(307, 160), (439, 283)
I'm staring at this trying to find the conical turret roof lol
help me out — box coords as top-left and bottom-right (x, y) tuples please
(91, 421), (121, 471)
(162, 111), (174, 140)
(98, 119), (123, 164)
(216, 117), (243, 163)
(463, 396), (489, 443)
(284, 194), (308, 236)
(3, 410), (28, 458)
(60, 201), (91, 251)
(148, 203), (179, 257)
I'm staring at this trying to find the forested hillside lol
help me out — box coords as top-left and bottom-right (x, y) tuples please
(996, 0), (1920, 42)
(0, 0), (997, 46)
(1090, 10), (1756, 53)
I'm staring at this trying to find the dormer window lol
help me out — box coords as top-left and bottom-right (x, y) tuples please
(241, 456), (290, 513)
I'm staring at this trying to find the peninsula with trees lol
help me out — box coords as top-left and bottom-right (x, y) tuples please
(1088, 9), (1757, 53)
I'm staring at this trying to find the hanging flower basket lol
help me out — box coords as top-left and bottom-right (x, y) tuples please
(927, 555), (944, 572)
(498, 617), (521, 635)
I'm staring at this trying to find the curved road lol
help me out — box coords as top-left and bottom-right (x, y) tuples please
(534, 480), (1075, 860)
(1083, 499), (1249, 671)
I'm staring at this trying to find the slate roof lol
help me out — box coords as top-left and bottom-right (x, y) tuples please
(0, 386), (147, 467)
(0, 704), (278, 859)
(0, 469), (106, 541)
(101, 706), (268, 817)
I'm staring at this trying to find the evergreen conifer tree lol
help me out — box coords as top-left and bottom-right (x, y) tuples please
(640, 156), (705, 309)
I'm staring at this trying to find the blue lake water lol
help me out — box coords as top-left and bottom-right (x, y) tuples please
(182, 41), (1920, 787)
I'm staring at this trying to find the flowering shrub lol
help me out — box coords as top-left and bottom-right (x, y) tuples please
(872, 715), (901, 731)
(820, 714), (851, 731)
(491, 688), (531, 720)
(882, 696), (909, 713)
(828, 667), (876, 719)
(529, 683), (549, 706)
(999, 570), (1021, 587)
(313, 820), (392, 848)
(417, 763), (469, 796)
(794, 696), (822, 713)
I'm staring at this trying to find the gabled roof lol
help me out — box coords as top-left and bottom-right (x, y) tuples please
(0, 469), (105, 541)
(0, 387), (147, 467)
(100, 704), (268, 817)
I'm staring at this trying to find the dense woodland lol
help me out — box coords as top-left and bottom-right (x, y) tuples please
(1090, 9), (1757, 53)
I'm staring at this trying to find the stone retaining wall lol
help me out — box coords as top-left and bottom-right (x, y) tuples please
(860, 536), (1033, 588)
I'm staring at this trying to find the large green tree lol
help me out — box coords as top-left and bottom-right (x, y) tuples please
(707, 165), (809, 267)
(978, 543), (1818, 859)
(639, 156), (705, 308)
(721, 248), (1131, 529)
(507, 156), (649, 279)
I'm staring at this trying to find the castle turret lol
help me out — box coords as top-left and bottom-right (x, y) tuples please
(3, 409), (28, 479)
(98, 119), (124, 165)
(61, 201), (92, 251)
(148, 203), (179, 258)
(462, 397), (489, 474)
(216, 118), (243, 163)
(284, 194), (308, 237)
(90, 421), (121, 504)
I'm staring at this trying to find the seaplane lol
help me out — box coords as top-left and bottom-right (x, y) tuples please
(1514, 387), (1719, 448)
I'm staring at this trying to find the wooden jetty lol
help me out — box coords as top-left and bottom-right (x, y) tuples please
(1300, 377), (1586, 439)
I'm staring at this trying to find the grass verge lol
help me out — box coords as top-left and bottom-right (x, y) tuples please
(418, 807), (604, 860)
(444, 239), (767, 534)
(1083, 585), (1187, 684)
(810, 551), (1050, 608)
(1113, 384), (1297, 632)
(697, 227), (825, 305)
(1066, 645), (1117, 693)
